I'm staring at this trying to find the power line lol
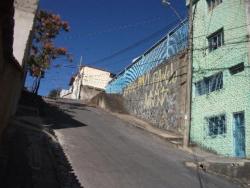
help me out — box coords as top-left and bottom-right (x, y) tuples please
(58, 16), (165, 41)
(48, 40), (248, 89)
(44, 24), (250, 90)
(50, 36), (249, 82)
(86, 19), (181, 66)
(52, 23), (249, 72)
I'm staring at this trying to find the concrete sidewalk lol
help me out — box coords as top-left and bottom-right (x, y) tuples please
(110, 111), (250, 187)
(112, 112), (183, 143)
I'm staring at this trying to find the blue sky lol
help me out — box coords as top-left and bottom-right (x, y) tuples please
(25, 0), (188, 96)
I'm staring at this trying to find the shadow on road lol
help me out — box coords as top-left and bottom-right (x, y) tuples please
(0, 92), (84, 188)
(41, 101), (88, 130)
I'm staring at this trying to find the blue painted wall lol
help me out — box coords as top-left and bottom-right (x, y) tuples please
(105, 20), (189, 93)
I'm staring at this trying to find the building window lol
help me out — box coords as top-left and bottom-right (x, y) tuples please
(206, 114), (226, 137)
(207, 0), (222, 11)
(208, 29), (224, 52)
(229, 62), (245, 75)
(195, 72), (223, 96)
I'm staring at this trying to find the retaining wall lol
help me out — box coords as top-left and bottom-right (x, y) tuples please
(123, 51), (188, 134)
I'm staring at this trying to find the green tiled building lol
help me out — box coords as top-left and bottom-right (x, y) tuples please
(187, 0), (250, 158)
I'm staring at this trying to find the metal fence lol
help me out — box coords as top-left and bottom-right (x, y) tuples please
(105, 19), (188, 93)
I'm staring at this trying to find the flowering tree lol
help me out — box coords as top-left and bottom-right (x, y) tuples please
(28, 10), (71, 94)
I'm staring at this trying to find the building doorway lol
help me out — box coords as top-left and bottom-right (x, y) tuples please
(233, 112), (246, 158)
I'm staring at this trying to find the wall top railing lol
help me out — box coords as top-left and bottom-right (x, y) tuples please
(106, 19), (189, 94)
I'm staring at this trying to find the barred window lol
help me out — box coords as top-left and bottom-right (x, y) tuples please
(207, 0), (222, 11)
(207, 114), (226, 137)
(208, 29), (224, 52)
(195, 72), (223, 96)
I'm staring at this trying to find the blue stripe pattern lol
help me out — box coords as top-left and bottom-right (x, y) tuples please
(106, 20), (188, 93)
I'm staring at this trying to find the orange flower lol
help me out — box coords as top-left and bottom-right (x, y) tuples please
(57, 47), (67, 55)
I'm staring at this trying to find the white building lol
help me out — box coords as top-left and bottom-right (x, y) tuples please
(60, 66), (114, 101)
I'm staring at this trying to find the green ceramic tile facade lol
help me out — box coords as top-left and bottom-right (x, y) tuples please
(191, 0), (250, 157)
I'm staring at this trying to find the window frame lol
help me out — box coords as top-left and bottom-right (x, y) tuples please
(207, 0), (223, 11)
(195, 72), (223, 96)
(206, 114), (227, 137)
(207, 28), (224, 52)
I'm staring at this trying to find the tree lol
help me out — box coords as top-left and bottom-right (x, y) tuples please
(48, 88), (61, 98)
(28, 10), (72, 94)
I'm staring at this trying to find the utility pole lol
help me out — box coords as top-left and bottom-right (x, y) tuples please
(183, 0), (193, 148)
(77, 56), (83, 100)
(79, 55), (83, 72)
(161, 0), (192, 147)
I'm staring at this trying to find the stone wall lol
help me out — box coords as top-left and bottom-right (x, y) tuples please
(123, 51), (188, 134)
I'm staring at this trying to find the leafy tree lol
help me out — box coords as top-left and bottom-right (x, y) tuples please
(28, 10), (72, 94)
(48, 88), (61, 98)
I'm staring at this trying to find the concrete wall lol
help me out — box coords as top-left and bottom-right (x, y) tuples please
(61, 93), (72, 99)
(10, 0), (38, 115)
(0, 26), (3, 72)
(70, 75), (81, 100)
(190, 0), (250, 157)
(79, 85), (103, 102)
(0, 0), (38, 139)
(89, 93), (128, 114)
(60, 89), (71, 98)
(123, 51), (187, 134)
(0, 62), (23, 137)
(13, 0), (38, 66)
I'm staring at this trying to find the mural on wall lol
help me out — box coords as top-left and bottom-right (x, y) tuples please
(105, 20), (188, 94)
(123, 52), (188, 133)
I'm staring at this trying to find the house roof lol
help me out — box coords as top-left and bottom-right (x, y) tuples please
(80, 65), (114, 75)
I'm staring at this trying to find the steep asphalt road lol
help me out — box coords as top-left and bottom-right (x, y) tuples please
(47, 100), (241, 188)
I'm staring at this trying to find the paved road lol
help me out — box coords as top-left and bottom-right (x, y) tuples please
(48, 100), (241, 188)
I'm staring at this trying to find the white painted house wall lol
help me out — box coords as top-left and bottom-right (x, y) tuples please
(80, 66), (112, 90)
(71, 75), (81, 100)
(60, 66), (112, 100)
(13, 0), (39, 65)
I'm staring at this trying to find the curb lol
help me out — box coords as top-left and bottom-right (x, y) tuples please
(184, 161), (250, 188)
(109, 111), (250, 187)
(41, 112), (84, 188)
(15, 107), (84, 188)
(109, 112), (183, 147)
